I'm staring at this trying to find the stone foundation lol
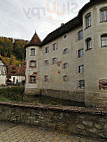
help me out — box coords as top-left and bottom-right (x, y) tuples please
(25, 88), (85, 103)
(85, 91), (107, 109)
(25, 88), (41, 95)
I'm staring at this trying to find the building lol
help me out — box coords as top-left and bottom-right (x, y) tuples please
(7, 62), (25, 85)
(25, 0), (107, 108)
(0, 58), (7, 86)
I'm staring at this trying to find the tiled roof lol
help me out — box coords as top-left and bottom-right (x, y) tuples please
(25, 32), (41, 48)
(8, 63), (25, 76)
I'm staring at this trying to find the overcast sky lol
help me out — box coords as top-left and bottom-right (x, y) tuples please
(0, 0), (89, 41)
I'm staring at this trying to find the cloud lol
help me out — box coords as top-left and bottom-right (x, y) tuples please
(0, 0), (90, 41)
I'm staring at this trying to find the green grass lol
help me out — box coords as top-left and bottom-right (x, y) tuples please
(0, 96), (11, 101)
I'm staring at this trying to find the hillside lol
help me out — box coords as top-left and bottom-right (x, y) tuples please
(0, 37), (28, 65)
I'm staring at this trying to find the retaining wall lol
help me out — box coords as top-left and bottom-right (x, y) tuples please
(0, 102), (106, 139)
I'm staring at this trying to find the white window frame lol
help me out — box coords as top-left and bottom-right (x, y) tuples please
(53, 43), (58, 51)
(52, 57), (57, 64)
(101, 34), (107, 47)
(78, 30), (83, 40)
(86, 13), (91, 28)
(86, 38), (92, 50)
(100, 8), (107, 22)
(31, 48), (35, 56)
(78, 49), (84, 58)
(79, 65), (84, 74)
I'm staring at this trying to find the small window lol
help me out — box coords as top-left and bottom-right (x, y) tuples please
(78, 49), (84, 58)
(101, 34), (107, 47)
(44, 75), (48, 82)
(78, 30), (83, 40)
(63, 48), (68, 54)
(52, 58), (57, 64)
(31, 48), (35, 56)
(30, 61), (36, 67)
(100, 8), (107, 22)
(86, 38), (92, 50)
(79, 65), (84, 73)
(45, 46), (49, 53)
(79, 80), (85, 89)
(63, 75), (69, 82)
(64, 34), (67, 39)
(44, 60), (49, 65)
(53, 43), (58, 51)
(29, 75), (36, 83)
(86, 13), (91, 28)
(63, 63), (69, 69)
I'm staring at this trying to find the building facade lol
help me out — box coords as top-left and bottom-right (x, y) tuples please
(7, 62), (25, 86)
(0, 58), (7, 86)
(25, 0), (107, 108)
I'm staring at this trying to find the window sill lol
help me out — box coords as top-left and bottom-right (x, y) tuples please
(84, 25), (91, 30)
(85, 48), (92, 51)
(101, 46), (107, 48)
(29, 82), (36, 84)
(100, 20), (107, 23)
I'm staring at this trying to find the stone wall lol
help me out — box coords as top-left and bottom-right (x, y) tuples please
(0, 102), (106, 139)
(25, 88), (85, 103)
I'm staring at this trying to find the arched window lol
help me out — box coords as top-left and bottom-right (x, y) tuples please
(31, 48), (35, 56)
(101, 34), (107, 47)
(100, 7), (107, 22)
(86, 38), (92, 50)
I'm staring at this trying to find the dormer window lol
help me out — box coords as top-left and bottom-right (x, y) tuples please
(85, 13), (91, 28)
(101, 7), (107, 22)
(31, 48), (35, 56)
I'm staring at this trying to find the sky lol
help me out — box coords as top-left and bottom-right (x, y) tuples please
(0, 0), (89, 41)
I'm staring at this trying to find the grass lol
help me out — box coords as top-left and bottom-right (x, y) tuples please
(0, 96), (11, 102)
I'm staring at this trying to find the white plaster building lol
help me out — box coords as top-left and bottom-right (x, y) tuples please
(0, 58), (7, 86)
(25, 0), (107, 108)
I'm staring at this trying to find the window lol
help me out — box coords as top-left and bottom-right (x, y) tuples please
(79, 65), (84, 73)
(101, 34), (107, 47)
(30, 61), (36, 67)
(63, 63), (69, 69)
(63, 75), (69, 82)
(86, 13), (91, 28)
(79, 80), (85, 89)
(53, 43), (58, 51)
(52, 58), (57, 64)
(44, 60), (49, 65)
(44, 75), (48, 82)
(63, 48), (68, 54)
(78, 30), (83, 40)
(64, 34), (67, 39)
(31, 48), (35, 56)
(86, 38), (92, 50)
(45, 46), (49, 53)
(78, 49), (84, 58)
(101, 8), (107, 22)
(29, 75), (36, 83)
